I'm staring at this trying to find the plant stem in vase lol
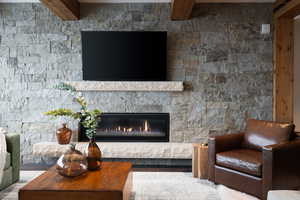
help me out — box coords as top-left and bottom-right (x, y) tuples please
(44, 82), (102, 170)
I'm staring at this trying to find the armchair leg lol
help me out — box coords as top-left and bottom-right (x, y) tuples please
(208, 139), (215, 182)
(262, 182), (272, 200)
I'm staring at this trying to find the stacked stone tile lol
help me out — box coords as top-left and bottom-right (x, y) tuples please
(0, 3), (273, 164)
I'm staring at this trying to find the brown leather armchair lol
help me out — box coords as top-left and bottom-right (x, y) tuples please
(208, 119), (300, 200)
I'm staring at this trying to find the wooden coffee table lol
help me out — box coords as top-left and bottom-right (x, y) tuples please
(19, 162), (133, 200)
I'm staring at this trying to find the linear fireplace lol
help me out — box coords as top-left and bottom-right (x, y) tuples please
(79, 113), (170, 142)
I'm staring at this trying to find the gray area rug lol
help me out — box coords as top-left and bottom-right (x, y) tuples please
(0, 171), (258, 200)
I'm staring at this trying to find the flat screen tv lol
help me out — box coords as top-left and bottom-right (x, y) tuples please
(81, 31), (167, 81)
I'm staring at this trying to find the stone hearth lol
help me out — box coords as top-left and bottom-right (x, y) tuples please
(33, 142), (192, 159)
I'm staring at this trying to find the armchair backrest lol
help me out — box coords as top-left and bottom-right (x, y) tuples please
(242, 119), (295, 151)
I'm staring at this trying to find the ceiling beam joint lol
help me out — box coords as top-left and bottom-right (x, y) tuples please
(171, 0), (195, 20)
(40, 0), (80, 21)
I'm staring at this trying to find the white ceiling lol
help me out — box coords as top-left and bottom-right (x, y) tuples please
(0, 0), (276, 3)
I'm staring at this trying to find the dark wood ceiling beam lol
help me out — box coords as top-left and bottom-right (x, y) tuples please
(274, 0), (300, 18)
(273, 0), (288, 12)
(40, 0), (80, 21)
(171, 0), (195, 20)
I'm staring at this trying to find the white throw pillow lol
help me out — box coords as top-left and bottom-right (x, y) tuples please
(0, 127), (7, 185)
(0, 127), (7, 135)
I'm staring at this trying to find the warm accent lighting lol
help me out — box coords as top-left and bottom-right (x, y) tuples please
(143, 120), (150, 132)
(105, 120), (152, 133)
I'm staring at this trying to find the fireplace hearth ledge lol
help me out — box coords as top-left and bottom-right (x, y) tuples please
(33, 142), (192, 159)
(65, 81), (184, 92)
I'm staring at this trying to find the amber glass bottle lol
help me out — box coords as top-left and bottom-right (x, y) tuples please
(56, 123), (72, 144)
(87, 138), (102, 170)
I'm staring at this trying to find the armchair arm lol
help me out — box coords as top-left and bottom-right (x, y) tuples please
(263, 140), (300, 195)
(208, 132), (244, 181)
(5, 133), (20, 183)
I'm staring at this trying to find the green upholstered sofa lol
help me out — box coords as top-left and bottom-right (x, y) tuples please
(0, 133), (20, 190)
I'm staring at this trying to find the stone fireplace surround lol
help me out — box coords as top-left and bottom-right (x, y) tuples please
(33, 107), (193, 167)
(29, 84), (194, 166)
(33, 110), (193, 166)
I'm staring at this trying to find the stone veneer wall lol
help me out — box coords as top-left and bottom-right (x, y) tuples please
(0, 3), (273, 164)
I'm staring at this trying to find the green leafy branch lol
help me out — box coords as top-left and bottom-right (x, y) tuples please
(55, 82), (76, 92)
(44, 83), (102, 140)
(44, 109), (81, 119)
(76, 96), (88, 111)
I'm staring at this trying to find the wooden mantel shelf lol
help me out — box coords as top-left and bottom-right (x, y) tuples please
(66, 81), (184, 92)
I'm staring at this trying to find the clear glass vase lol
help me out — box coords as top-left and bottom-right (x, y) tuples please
(56, 144), (87, 177)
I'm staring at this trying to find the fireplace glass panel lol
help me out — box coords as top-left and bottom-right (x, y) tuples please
(79, 113), (169, 142)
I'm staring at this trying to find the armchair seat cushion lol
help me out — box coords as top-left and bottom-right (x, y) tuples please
(216, 149), (262, 177)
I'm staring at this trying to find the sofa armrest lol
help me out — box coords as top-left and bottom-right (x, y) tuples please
(208, 132), (244, 181)
(5, 133), (20, 183)
(263, 140), (300, 195)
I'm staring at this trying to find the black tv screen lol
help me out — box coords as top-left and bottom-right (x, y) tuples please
(81, 31), (167, 81)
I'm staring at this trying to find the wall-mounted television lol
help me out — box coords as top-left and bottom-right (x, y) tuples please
(81, 31), (167, 81)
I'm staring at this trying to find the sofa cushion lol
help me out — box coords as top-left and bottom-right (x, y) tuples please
(216, 149), (262, 177)
(4, 153), (11, 170)
(0, 166), (12, 190)
(243, 119), (295, 151)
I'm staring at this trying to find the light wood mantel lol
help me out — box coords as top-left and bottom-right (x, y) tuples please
(66, 81), (184, 92)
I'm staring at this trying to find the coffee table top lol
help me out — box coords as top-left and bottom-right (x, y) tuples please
(20, 162), (132, 192)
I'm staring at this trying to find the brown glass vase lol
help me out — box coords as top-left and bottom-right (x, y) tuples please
(56, 123), (72, 144)
(86, 138), (102, 170)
